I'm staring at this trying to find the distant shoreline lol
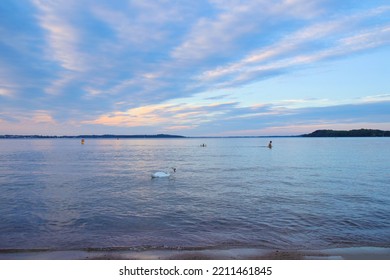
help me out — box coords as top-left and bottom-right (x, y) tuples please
(0, 134), (185, 139)
(1, 129), (389, 139)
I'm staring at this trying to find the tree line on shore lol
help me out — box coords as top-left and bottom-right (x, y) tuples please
(302, 129), (390, 137)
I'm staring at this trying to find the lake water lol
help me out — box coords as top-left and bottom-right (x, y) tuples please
(0, 138), (389, 252)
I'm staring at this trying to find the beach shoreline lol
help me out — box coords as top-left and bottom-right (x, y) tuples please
(1, 247), (389, 260)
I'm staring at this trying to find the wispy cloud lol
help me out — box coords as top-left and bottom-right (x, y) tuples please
(82, 101), (238, 131)
(91, 1), (187, 48)
(0, 109), (60, 134)
(80, 93), (390, 136)
(0, 67), (18, 98)
(0, 88), (13, 97)
(172, 0), (324, 62)
(195, 100), (390, 136)
(198, 6), (390, 88)
(32, 0), (88, 72)
(31, 110), (57, 124)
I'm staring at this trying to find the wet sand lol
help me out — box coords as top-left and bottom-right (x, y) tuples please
(1, 247), (389, 260)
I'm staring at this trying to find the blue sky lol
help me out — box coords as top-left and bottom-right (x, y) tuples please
(1, 0), (389, 136)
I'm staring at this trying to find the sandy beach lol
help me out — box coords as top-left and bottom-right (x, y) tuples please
(1, 247), (389, 260)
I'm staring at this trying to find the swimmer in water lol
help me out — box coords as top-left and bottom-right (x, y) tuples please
(268, 141), (272, 149)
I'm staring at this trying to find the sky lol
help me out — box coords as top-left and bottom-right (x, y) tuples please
(1, 0), (390, 136)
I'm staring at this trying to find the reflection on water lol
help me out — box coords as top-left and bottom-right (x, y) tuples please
(0, 138), (389, 250)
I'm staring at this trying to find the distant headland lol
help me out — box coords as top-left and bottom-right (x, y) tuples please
(0, 134), (185, 139)
(302, 129), (390, 137)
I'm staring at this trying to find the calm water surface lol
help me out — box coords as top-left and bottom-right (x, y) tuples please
(0, 138), (389, 251)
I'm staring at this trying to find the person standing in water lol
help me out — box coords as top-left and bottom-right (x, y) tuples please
(268, 141), (272, 149)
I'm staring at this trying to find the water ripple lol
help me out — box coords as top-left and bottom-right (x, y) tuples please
(0, 138), (389, 250)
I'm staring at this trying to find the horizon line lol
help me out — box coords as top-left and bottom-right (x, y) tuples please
(1, 128), (389, 139)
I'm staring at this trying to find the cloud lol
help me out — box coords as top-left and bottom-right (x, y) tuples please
(0, 88), (14, 97)
(82, 101), (239, 131)
(32, 0), (88, 72)
(198, 6), (390, 88)
(80, 92), (390, 136)
(212, 100), (390, 136)
(1, 110), (57, 125)
(0, 67), (18, 97)
(94, 0), (329, 104)
(0, 109), (60, 134)
(25, 2), (390, 101)
(91, 1), (187, 48)
(197, 97), (390, 136)
(31, 110), (57, 124)
(82, 104), (171, 127)
(27, 0), (94, 98)
(1, 93), (388, 136)
(171, 0), (324, 62)
(359, 94), (390, 103)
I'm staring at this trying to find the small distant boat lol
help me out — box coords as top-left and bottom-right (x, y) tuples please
(151, 168), (176, 178)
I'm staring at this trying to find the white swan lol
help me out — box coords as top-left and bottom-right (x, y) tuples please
(151, 167), (176, 178)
